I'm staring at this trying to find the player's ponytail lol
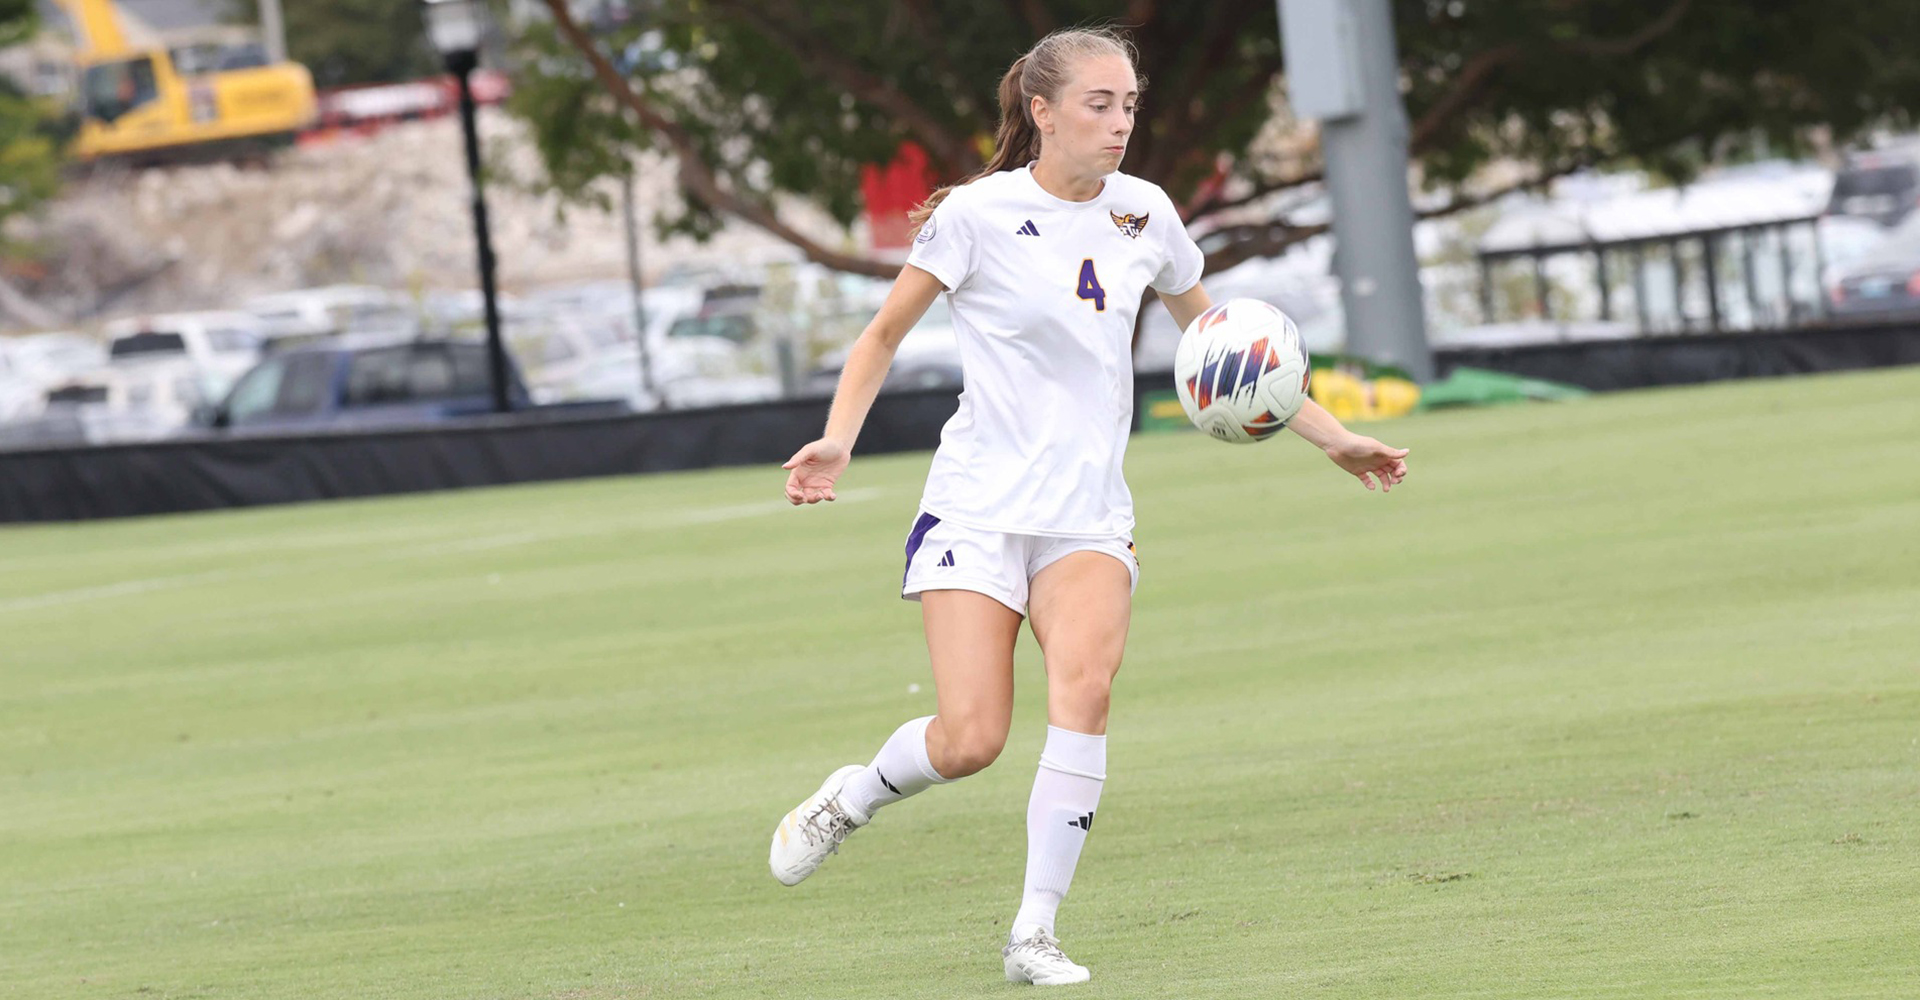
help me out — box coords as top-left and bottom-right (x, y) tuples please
(908, 28), (1140, 234)
(984, 53), (1043, 178)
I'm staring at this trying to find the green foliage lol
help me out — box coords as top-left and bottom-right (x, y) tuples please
(511, 0), (1920, 264)
(1396, 0), (1920, 186)
(0, 0), (34, 49)
(511, 1), (1279, 240)
(0, 1), (59, 222)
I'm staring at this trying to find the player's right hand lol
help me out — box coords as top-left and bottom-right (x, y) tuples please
(782, 438), (849, 505)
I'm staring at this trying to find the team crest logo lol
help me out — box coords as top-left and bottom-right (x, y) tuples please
(1110, 211), (1149, 239)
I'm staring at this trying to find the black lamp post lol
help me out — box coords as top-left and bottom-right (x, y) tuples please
(422, 0), (511, 414)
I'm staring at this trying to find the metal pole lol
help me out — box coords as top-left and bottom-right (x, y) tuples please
(1533, 253), (1550, 320)
(1669, 240), (1686, 332)
(452, 56), (511, 413)
(1595, 247), (1611, 322)
(1278, 0), (1432, 380)
(1741, 229), (1762, 329)
(1775, 225), (1794, 325)
(1702, 235), (1723, 333)
(1809, 219), (1830, 319)
(1632, 244), (1650, 333)
(1477, 255), (1494, 324)
(257, 0), (287, 64)
(622, 166), (656, 406)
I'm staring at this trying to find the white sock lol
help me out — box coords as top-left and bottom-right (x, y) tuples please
(1011, 726), (1106, 940)
(838, 715), (951, 822)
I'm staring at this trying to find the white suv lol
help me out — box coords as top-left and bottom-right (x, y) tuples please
(101, 311), (266, 399)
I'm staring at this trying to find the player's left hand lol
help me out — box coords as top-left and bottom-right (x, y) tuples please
(1326, 435), (1409, 492)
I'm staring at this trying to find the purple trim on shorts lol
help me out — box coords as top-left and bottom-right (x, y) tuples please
(902, 512), (941, 586)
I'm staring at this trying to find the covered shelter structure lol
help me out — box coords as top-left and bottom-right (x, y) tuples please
(1475, 169), (1838, 337)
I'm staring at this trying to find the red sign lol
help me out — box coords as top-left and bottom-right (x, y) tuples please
(861, 142), (937, 250)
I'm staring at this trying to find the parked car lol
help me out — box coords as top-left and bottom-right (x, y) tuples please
(1826, 213), (1920, 318)
(0, 356), (210, 447)
(650, 289), (784, 407)
(0, 332), (107, 422)
(508, 314), (633, 402)
(1826, 146), (1920, 228)
(197, 339), (538, 433)
(101, 311), (266, 398)
(245, 285), (420, 346)
(804, 300), (963, 397)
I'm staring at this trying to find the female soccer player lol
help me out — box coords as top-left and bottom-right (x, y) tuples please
(768, 27), (1409, 986)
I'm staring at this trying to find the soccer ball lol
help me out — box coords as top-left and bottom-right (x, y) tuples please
(1172, 298), (1311, 444)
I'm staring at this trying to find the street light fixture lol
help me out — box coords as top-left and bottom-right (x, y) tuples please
(421, 0), (511, 413)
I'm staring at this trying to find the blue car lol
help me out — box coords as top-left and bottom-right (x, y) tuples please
(199, 340), (537, 432)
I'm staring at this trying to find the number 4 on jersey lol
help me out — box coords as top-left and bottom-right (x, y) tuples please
(1077, 259), (1107, 312)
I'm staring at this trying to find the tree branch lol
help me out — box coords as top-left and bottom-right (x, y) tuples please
(1407, 43), (1525, 155)
(1138, 3), (1243, 184)
(1414, 160), (1590, 221)
(1561, 0), (1695, 57)
(710, 0), (980, 176)
(1407, 0), (1695, 155)
(1187, 166), (1323, 221)
(1192, 153), (1596, 282)
(539, 0), (896, 278)
(1199, 220), (1332, 276)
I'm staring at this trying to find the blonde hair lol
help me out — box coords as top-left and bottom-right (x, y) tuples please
(908, 27), (1142, 232)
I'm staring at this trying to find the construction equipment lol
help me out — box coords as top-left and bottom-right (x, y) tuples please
(59, 0), (317, 164)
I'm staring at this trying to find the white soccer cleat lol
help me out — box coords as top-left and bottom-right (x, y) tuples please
(1003, 929), (1091, 985)
(768, 764), (868, 886)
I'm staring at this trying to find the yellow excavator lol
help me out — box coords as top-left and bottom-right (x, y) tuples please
(59, 0), (317, 164)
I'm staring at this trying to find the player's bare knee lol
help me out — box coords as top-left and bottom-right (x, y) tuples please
(1047, 661), (1115, 708)
(933, 714), (1007, 777)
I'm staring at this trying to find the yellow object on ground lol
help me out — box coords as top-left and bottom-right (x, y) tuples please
(1308, 368), (1421, 422)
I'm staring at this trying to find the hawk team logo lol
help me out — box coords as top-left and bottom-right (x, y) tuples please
(1109, 211), (1149, 239)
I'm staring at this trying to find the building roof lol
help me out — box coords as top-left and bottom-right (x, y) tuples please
(1478, 165), (1834, 257)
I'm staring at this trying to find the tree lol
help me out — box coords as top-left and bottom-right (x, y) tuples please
(511, 0), (1920, 282)
(0, 0), (62, 229)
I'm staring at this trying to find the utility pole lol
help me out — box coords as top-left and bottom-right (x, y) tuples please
(257, 0), (287, 64)
(622, 165), (657, 406)
(1277, 0), (1433, 380)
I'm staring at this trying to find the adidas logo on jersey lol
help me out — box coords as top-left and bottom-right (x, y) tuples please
(1068, 811), (1095, 831)
(936, 550), (956, 567)
(1015, 220), (1040, 237)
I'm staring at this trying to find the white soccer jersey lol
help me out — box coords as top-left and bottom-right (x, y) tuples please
(905, 165), (1204, 538)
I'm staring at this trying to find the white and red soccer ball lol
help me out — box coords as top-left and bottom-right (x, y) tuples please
(1173, 298), (1311, 444)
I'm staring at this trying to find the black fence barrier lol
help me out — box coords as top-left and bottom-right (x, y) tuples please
(1431, 321), (1920, 390)
(0, 389), (960, 524)
(6, 323), (1916, 523)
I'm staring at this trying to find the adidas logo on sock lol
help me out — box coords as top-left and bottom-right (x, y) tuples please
(1068, 811), (1095, 831)
(1016, 220), (1040, 236)
(877, 771), (901, 796)
(936, 550), (955, 567)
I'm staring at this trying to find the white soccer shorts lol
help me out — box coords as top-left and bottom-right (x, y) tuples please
(899, 510), (1138, 617)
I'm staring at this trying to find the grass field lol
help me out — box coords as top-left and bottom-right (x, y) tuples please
(4, 367), (1917, 999)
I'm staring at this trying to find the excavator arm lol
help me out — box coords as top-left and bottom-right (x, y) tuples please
(54, 0), (129, 58)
